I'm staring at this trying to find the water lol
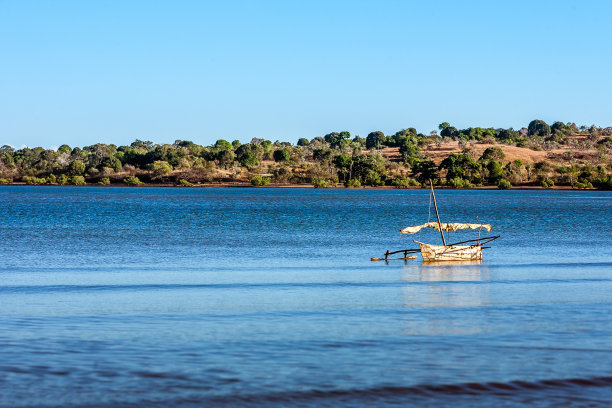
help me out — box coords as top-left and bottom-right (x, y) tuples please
(0, 186), (611, 407)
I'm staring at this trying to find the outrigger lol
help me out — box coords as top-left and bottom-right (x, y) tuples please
(371, 180), (500, 263)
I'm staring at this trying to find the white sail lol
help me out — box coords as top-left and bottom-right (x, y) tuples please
(400, 222), (491, 234)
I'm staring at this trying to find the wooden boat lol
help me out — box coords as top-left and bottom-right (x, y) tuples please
(372, 181), (499, 263)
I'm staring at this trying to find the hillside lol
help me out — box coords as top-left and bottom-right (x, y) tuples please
(1, 122), (611, 189)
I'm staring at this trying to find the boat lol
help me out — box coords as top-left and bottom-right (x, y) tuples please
(371, 180), (499, 263)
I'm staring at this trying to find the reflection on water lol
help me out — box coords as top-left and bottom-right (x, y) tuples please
(400, 264), (492, 335)
(402, 262), (490, 282)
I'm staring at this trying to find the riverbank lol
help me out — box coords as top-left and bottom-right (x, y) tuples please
(2, 124), (610, 190)
(1, 182), (594, 190)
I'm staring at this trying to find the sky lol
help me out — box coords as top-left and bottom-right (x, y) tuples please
(1, 0), (611, 148)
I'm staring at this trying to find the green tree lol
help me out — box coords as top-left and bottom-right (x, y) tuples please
(69, 176), (86, 185)
(324, 131), (351, 149)
(236, 143), (264, 161)
(440, 126), (458, 139)
(498, 179), (512, 189)
(250, 175), (270, 186)
(365, 131), (385, 150)
(124, 176), (144, 186)
(497, 128), (519, 141)
(352, 136), (366, 147)
(399, 141), (420, 164)
(487, 160), (504, 183)
(215, 139), (233, 150)
(313, 148), (333, 162)
(101, 156), (123, 173)
(480, 147), (505, 161)
(69, 160), (86, 175)
(333, 153), (353, 182)
(216, 149), (235, 168)
(57, 144), (71, 154)
(439, 153), (477, 181)
(130, 140), (154, 151)
(149, 160), (173, 178)
(273, 149), (290, 162)
(412, 159), (438, 184)
(239, 151), (259, 169)
(297, 138), (310, 147)
(352, 153), (386, 185)
(528, 120), (551, 137)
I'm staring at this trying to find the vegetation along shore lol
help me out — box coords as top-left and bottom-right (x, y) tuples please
(2, 120), (611, 190)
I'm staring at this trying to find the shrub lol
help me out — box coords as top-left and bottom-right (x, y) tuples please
(448, 177), (465, 188)
(22, 176), (47, 185)
(56, 174), (69, 185)
(391, 177), (419, 188)
(148, 160), (173, 178)
(69, 176), (86, 185)
(175, 179), (194, 187)
(498, 179), (512, 190)
(345, 178), (361, 188)
(250, 175), (270, 186)
(239, 151), (259, 169)
(69, 160), (86, 175)
(273, 149), (290, 162)
(311, 176), (330, 188)
(98, 177), (111, 185)
(540, 178), (554, 188)
(0, 178), (13, 184)
(363, 170), (383, 186)
(391, 178), (410, 188)
(124, 176), (144, 186)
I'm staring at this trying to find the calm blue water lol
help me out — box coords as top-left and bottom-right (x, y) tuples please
(0, 186), (611, 407)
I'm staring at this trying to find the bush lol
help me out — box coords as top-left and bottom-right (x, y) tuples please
(345, 178), (361, 188)
(391, 178), (411, 188)
(363, 170), (383, 186)
(311, 176), (330, 188)
(540, 178), (554, 188)
(124, 176), (144, 186)
(22, 176), (47, 185)
(447, 177), (465, 188)
(497, 179), (512, 190)
(250, 175), (270, 186)
(69, 176), (86, 185)
(56, 174), (69, 185)
(98, 177), (111, 185)
(0, 178), (13, 184)
(391, 177), (419, 188)
(69, 160), (86, 176)
(273, 149), (290, 162)
(148, 160), (173, 178)
(175, 179), (193, 187)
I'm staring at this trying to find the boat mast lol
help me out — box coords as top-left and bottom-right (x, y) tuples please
(429, 179), (447, 246)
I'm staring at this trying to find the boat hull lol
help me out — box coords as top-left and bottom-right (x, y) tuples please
(416, 241), (483, 262)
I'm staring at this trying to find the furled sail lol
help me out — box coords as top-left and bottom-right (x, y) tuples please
(400, 222), (491, 234)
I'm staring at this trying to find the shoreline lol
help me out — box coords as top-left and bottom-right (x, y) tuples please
(0, 182), (600, 191)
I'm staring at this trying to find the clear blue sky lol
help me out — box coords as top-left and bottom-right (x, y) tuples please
(1, 0), (611, 148)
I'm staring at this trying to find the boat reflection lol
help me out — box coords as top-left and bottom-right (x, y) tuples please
(404, 260), (490, 282)
(400, 263), (492, 335)
(400, 262), (491, 307)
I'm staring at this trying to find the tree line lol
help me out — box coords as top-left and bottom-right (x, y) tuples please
(1, 119), (611, 189)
